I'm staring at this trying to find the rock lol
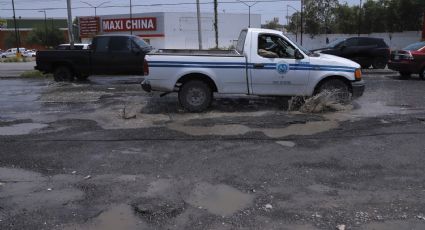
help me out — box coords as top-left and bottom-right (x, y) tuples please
(84, 175), (92, 180)
(416, 214), (425, 220)
(276, 141), (296, 148)
(265, 204), (273, 210)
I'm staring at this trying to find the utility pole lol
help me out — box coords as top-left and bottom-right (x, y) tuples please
(196, 0), (203, 50)
(358, 0), (362, 37)
(130, 0), (133, 35)
(66, 0), (74, 49)
(80, 1), (110, 17)
(11, 0), (20, 57)
(38, 10), (48, 47)
(237, 0), (259, 28)
(300, 0), (304, 45)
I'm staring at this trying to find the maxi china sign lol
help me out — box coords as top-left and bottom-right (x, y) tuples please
(102, 17), (157, 32)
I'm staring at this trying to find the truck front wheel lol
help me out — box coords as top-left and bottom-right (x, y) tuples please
(54, 66), (74, 82)
(317, 79), (351, 103)
(178, 80), (212, 112)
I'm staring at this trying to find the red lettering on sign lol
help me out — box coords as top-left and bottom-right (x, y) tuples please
(102, 17), (157, 32)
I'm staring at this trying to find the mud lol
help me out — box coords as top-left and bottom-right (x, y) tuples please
(186, 182), (254, 216)
(62, 204), (147, 230)
(0, 123), (47, 135)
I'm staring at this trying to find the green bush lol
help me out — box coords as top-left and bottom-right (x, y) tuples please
(1, 57), (31, 63)
(20, 70), (52, 78)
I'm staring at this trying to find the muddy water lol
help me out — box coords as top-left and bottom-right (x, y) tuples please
(168, 120), (339, 138)
(0, 123), (47, 135)
(63, 204), (147, 230)
(186, 182), (254, 216)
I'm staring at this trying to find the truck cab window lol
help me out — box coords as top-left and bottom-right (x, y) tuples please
(258, 34), (296, 59)
(109, 37), (131, 52)
(95, 37), (110, 52)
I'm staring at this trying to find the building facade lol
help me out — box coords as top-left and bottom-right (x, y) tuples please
(79, 12), (261, 49)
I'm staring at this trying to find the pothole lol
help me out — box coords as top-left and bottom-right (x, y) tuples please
(132, 197), (186, 224)
(186, 182), (254, 217)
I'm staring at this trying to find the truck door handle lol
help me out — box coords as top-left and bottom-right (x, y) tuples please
(253, 63), (264, 68)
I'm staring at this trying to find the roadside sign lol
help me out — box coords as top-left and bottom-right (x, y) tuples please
(79, 16), (99, 38)
(0, 19), (7, 30)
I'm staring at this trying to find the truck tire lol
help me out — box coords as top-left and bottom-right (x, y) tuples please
(317, 79), (351, 103)
(372, 57), (387, 69)
(54, 66), (74, 82)
(400, 72), (411, 80)
(76, 74), (89, 81)
(178, 80), (212, 112)
(420, 68), (425, 80)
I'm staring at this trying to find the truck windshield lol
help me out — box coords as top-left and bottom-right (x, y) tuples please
(327, 38), (345, 48)
(132, 37), (150, 49)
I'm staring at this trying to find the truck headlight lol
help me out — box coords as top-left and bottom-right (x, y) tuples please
(355, 68), (362, 81)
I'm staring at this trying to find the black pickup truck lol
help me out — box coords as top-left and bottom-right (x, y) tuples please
(35, 34), (152, 81)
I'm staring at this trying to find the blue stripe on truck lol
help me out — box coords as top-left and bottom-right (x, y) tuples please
(149, 61), (356, 72)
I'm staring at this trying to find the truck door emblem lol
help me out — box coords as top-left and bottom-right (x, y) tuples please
(276, 61), (290, 74)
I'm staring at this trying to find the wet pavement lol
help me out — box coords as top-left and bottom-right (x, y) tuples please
(1, 73), (425, 229)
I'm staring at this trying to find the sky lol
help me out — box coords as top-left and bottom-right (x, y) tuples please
(0, 0), (359, 24)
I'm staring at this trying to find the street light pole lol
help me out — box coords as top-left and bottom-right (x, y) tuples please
(38, 10), (47, 47)
(81, 1), (110, 17)
(300, 0), (304, 45)
(66, 0), (74, 49)
(11, 0), (20, 57)
(196, 0), (203, 50)
(237, 0), (259, 28)
(287, 5), (300, 42)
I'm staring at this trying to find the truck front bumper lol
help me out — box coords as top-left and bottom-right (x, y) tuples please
(141, 80), (152, 92)
(351, 80), (365, 98)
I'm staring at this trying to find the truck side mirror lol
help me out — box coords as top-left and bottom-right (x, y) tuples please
(295, 49), (304, 60)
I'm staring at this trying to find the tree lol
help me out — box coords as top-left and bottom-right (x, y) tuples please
(213, 0), (218, 49)
(264, 18), (283, 30)
(4, 32), (19, 48)
(285, 12), (301, 34)
(26, 26), (65, 48)
(303, 0), (339, 37)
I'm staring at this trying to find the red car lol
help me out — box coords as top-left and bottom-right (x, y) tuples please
(388, 41), (425, 79)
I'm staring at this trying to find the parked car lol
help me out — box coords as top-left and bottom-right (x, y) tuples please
(36, 35), (152, 81)
(1, 48), (26, 58)
(142, 28), (364, 112)
(312, 37), (390, 69)
(55, 43), (90, 50)
(388, 41), (425, 79)
(23, 49), (37, 57)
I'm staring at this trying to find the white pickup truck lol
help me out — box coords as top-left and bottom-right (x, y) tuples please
(142, 28), (364, 112)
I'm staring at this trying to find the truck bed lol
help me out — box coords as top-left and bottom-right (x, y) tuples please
(151, 49), (242, 57)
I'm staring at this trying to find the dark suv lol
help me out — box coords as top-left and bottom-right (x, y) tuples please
(313, 37), (390, 69)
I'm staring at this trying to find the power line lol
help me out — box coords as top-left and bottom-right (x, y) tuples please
(0, 0), (300, 11)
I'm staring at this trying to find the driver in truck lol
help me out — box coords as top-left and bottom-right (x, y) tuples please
(258, 35), (279, 58)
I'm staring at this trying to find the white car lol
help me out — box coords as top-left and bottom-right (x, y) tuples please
(55, 43), (90, 50)
(142, 28), (365, 112)
(23, 50), (37, 57)
(1, 48), (26, 58)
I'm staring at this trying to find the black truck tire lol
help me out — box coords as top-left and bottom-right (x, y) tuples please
(54, 66), (74, 82)
(372, 57), (387, 69)
(178, 80), (212, 112)
(317, 79), (351, 103)
(400, 72), (411, 80)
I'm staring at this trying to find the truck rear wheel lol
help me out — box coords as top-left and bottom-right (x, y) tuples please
(420, 68), (425, 80)
(54, 66), (74, 82)
(372, 57), (387, 69)
(317, 79), (351, 103)
(178, 80), (212, 112)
